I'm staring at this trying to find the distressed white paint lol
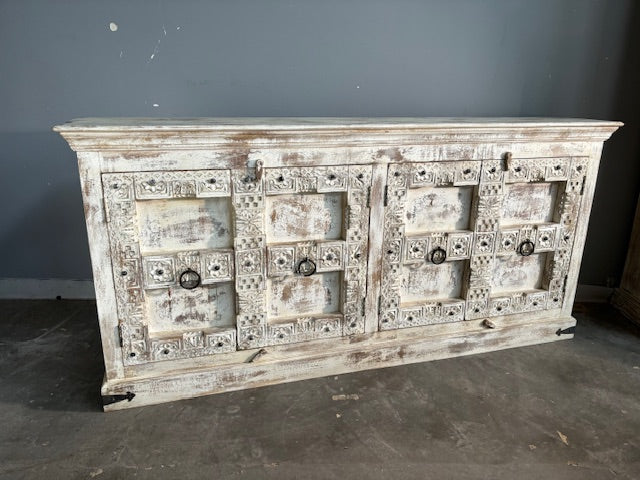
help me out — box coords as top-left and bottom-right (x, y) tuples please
(53, 117), (621, 410)
(267, 272), (341, 318)
(405, 186), (473, 232)
(265, 192), (343, 242)
(501, 182), (558, 225)
(492, 254), (546, 294)
(401, 261), (465, 302)
(136, 197), (233, 253)
(146, 283), (236, 333)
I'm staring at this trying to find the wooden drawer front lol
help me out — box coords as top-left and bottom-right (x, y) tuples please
(466, 156), (587, 319)
(234, 165), (372, 349)
(380, 161), (481, 330)
(102, 170), (237, 365)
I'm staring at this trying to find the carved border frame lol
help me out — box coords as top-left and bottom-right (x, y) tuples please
(235, 165), (372, 349)
(102, 170), (237, 365)
(379, 161), (481, 330)
(379, 156), (588, 329)
(469, 156), (588, 318)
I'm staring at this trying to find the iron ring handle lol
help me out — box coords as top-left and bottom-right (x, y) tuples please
(518, 240), (535, 257)
(296, 258), (317, 277)
(179, 269), (201, 289)
(430, 247), (447, 265)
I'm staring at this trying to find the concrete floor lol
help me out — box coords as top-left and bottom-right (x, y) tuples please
(0, 300), (639, 479)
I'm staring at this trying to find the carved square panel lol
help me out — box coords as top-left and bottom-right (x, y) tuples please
(447, 233), (473, 259)
(317, 242), (345, 272)
(201, 250), (235, 283)
(143, 256), (175, 289)
(267, 246), (296, 277)
(535, 225), (558, 252)
(496, 229), (520, 255)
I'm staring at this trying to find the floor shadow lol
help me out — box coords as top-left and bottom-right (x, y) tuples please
(0, 299), (105, 412)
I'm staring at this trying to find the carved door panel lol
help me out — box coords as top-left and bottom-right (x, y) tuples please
(379, 161), (482, 330)
(233, 165), (372, 349)
(102, 170), (237, 365)
(465, 156), (588, 319)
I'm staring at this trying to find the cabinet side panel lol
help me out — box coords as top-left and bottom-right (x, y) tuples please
(77, 152), (124, 380)
(562, 143), (604, 313)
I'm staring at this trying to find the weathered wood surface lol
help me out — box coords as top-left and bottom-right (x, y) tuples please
(54, 118), (621, 410)
(613, 194), (640, 324)
(102, 315), (576, 411)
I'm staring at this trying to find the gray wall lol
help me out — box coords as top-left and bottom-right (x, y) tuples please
(1, 0), (638, 287)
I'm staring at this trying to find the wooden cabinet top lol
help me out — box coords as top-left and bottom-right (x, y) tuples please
(55, 116), (621, 132)
(54, 117), (621, 154)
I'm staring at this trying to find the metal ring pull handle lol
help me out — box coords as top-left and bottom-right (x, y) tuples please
(518, 240), (535, 257)
(295, 257), (316, 277)
(430, 247), (447, 265)
(179, 269), (201, 289)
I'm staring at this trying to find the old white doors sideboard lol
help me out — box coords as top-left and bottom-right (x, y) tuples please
(54, 118), (621, 410)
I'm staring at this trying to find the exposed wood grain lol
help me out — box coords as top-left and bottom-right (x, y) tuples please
(492, 254), (546, 293)
(265, 193), (343, 242)
(561, 144), (603, 315)
(364, 164), (387, 333)
(137, 197), (233, 253)
(401, 262), (465, 302)
(405, 186), (473, 232)
(501, 183), (558, 225)
(146, 283), (236, 333)
(267, 272), (341, 318)
(76, 152), (124, 380)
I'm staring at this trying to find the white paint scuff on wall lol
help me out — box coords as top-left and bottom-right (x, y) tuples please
(148, 25), (168, 63)
(109, 22), (118, 32)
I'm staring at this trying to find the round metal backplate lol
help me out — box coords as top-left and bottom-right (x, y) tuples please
(296, 258), (317, 277)
(430, 247), (447, 265)
(179, 269), (201, 289)
(518, 240), (535, 257)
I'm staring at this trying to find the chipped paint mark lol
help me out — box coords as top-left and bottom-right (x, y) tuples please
(557, 430), (569, 445)
(153, 103), (159, 108)
(176, 26), (181, 30)
(119, 51), (123, 58)
(332, 394), (359, 401)
(148, 38), (162, 63)
(162, 24), (167, 36)
(109, 22), (118, 32)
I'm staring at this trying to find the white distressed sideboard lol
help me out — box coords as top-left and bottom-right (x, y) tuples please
(54, 118), (620, 410)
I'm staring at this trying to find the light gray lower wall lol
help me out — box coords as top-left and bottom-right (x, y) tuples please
(0, 278), (96, 300)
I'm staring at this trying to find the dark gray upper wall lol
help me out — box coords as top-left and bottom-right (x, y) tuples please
(0, 0), (638, 284)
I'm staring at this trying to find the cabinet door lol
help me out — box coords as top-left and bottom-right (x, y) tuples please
(379, 157), (587, 329)
(233, 165), (372, 349)
(379, 161), (481, 329)
(102, 170), (237, 364)
(465, 156), (587, 319)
